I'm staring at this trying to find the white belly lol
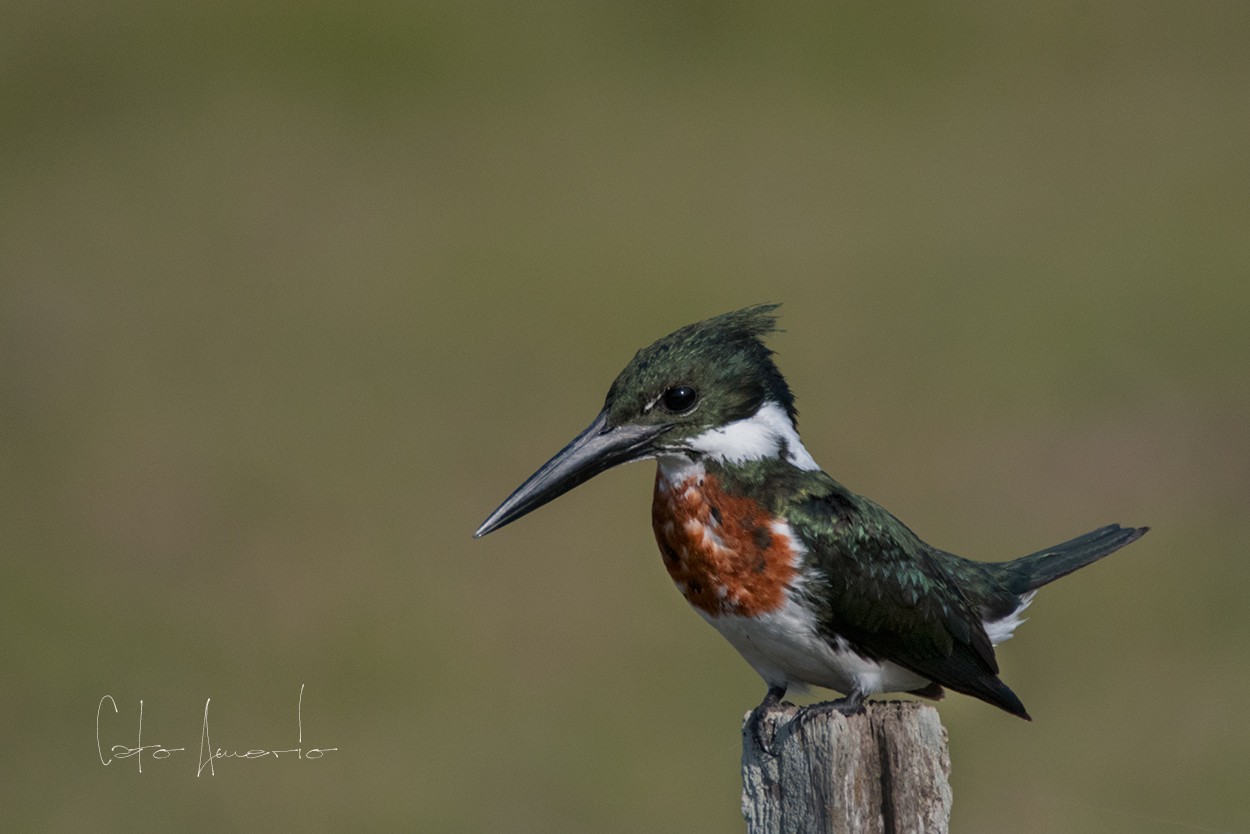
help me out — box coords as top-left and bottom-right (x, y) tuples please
(700, 595), (930, 696)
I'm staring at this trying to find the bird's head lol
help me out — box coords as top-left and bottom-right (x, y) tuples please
(473, 304), (799, 538)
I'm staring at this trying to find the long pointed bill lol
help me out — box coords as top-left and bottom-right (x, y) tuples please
(474, 411), (669, 539)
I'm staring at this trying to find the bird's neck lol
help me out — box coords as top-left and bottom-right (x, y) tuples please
(672, 400), (821, 473)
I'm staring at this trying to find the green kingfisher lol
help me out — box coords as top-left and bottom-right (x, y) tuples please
(474, 305), (1147, 727)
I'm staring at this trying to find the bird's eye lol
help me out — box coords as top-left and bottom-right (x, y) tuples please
(660, 386), (698, 414)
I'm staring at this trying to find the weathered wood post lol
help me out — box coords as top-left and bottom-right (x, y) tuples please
(742, 701), (952, 834)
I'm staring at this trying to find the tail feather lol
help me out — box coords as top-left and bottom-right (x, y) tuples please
(1001, 524), (1148, 594)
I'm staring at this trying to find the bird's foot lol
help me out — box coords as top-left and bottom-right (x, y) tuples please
(743, 685), (787, 757)
(746, 689), (869, 756)
(791, 689), (867, 732)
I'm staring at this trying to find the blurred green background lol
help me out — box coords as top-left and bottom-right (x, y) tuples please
(3, 1), (1248, 831)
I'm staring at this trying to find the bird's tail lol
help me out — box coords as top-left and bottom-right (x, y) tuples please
(998, 524), (1148, 595)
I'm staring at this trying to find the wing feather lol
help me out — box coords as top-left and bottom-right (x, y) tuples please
(785, 474), (1028, 717)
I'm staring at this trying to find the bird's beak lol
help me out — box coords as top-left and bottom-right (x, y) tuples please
(474, 410), (669, 539)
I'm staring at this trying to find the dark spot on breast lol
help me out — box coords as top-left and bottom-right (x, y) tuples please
(660, 542), (681, 564)
(753, 555), (767, 574)
(687, 579), (703, 596)
(709, 504), (723, 525)
(751, 524), (773, 551)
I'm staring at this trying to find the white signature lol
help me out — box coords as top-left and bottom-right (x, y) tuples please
(96, 684), (339, 776)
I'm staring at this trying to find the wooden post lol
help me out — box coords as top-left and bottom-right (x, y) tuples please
(741, 701), (952, 834)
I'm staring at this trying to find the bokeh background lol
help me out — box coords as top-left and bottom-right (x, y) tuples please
(4, 2), (1248, 831)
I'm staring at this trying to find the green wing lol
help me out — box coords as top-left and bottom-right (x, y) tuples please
(784, 473), (1029, 718)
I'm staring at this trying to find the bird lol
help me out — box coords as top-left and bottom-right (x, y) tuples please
(474, 304), (1147, 731)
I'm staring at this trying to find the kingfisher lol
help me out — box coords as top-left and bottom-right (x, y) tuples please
(474, 305), (1147, 729)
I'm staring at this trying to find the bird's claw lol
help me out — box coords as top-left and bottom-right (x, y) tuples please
(775, 691), (868, 746)
(746, 688), (869, 757)
(744, 685), (787, 757)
